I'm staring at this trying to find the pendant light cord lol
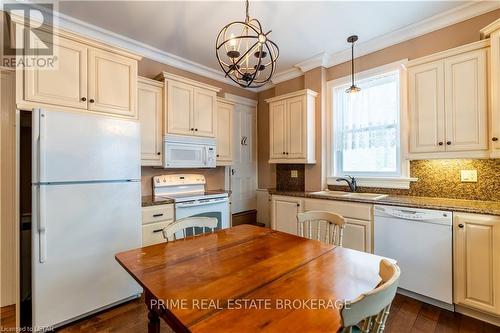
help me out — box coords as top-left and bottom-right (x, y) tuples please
(245, 0), (250, 22)
(351, 42), (354, 86)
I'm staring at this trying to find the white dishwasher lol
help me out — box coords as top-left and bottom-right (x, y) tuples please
(374, 205), (453, 309)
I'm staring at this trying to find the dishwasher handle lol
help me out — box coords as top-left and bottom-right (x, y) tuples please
(375, 205), (451, 225)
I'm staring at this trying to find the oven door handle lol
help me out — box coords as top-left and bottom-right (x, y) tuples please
(176, 199), (228, 208)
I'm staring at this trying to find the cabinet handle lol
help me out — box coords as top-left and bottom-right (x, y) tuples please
(493, 137), (499, 142)
(89, 99), (95, 103)
(157, 152), (161, 155)
(81, 97), (87, 101)
(438, 142), (443, 146)
(458, 224), (464, 228)
(153, 213), (164, 218)
(152, 229), (163, 233)
(446, 141), (451, 145)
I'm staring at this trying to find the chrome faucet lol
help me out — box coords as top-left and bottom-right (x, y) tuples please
(336, 176), (357, 192)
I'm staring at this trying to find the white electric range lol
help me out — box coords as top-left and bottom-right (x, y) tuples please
(153, 174), (230, 230)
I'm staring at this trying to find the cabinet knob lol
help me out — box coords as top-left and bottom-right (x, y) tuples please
(282, 152), (286, 155)
(438, 142), (443, 146)
(216, 154), (220, 157)
(190, 128), (194, 131)
(81, 97), (86, 101)
(296, 203), (300, 207)
(493, 137), (499, 142)
(458, 224), (464, 228)
(157, 152), (161, 155)
(286, 152), (289, 155)
(446, 141), (451, 145)
(89, 99), (95, 103)
(195, 128), (198, 131)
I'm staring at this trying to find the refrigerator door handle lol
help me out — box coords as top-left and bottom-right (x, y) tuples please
(39, 109), (47, 182)
(38, 185), (47, 263)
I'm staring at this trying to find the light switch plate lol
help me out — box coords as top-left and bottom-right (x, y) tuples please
(291, 170), (298, 178)
(460, 170), (477, 182)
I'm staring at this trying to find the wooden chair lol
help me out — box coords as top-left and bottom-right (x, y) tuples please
(340, 259), (401, 333)
(296, 211), (346, 246)
(162, 217), (218, 242)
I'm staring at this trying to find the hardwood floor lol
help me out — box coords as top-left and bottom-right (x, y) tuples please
(2, 294), (499, 332)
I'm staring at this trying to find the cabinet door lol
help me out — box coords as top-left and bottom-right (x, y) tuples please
(193, 88), (216, 137)
(444, 49), (488, 152)
(25, 32), (88, 109)
(454, 213), (500, 315)
(491, 31), (500, 154)
(88, 48), (137, 117)
(408, 62), (446, 153)
(216, 101), (233, 164)
(166, 80), (193, 135)
(269, 101), (287, 160)
(272, 197), (302, 235)
(138, 80), (163, 166)
(343, 218), (371, 253)
(286, 96), (307, 159)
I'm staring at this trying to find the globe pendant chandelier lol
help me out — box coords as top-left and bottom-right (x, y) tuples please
(216, 0), (279, 88)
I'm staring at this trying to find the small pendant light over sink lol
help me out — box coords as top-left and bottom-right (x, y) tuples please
(216, 0), (279, 88)
(346, 35), (361, 94)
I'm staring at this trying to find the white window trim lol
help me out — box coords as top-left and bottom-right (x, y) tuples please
(325, 59), (418, 189)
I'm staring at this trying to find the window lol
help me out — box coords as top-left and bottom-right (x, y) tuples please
(328, 61), (414, 188)
(333, 70), (401, 177)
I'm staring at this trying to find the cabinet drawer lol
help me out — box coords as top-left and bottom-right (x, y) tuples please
(304, 198), (372, 221)
(142, 221), (171, 246)
(142, 204), (174, 224)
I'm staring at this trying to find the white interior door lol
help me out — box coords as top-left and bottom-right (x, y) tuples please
(230, 101), (257, 214)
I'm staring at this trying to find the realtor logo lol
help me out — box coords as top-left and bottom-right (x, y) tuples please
(3, 3), (54, 56)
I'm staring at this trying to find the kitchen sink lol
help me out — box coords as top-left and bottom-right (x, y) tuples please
(310, 191), (388, 200)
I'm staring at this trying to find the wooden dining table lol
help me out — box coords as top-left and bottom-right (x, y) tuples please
(115, 224), (387, 333)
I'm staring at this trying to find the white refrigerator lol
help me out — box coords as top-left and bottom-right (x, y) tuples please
(31, 109), (142, 330)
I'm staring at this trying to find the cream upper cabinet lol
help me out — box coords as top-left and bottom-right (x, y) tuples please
(271, 196), (303, 236)
(444, 50), (487, 152)
(408, 61), (445, 153)
(88, 48), (138, 117)
(24, 32), (88, 110)
(16, 22), (141, 118)
(269, 100), (287, 159)
(216, 98), (234, 165)
(166, 80), (193, 135)
(158, 72), (220, 138)
(482, 19), (500, 158)
(454, 213), (500, 316)
(266, 89), (317, 164)
(138, 77), (163, 166)
(193, 88), (217, 137)
(407, 41), (490, 159)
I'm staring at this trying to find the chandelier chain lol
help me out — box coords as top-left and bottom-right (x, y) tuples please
(245, 0), (250, 22)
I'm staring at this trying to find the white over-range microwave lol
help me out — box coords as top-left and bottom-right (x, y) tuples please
(163, 134), (216, 168)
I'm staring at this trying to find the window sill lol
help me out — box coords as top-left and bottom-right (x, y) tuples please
(327, 176), (418, 190)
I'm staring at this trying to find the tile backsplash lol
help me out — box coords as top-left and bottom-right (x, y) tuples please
(276, 164), (305, 192)
(328, 159), (500, 202)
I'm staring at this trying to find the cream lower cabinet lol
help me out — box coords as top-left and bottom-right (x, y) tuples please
(216, 98), (234, 165)
(271, 195), (303, 235)
(266, 89), (317, 163)
(16, 24), (140, 118)
(304, 198), (372, 252)
(454, 213), (500, 316)
(407, 41), (489, 159)
(158, 72), (220, 138)
(141, 204), (174, 246)
(482, 19), (500, 158)
(138, 77), (163, 166)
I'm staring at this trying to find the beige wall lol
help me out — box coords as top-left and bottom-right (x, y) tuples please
(257, 9), (500, 190)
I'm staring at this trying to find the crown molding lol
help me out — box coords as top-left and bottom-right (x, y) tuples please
(224, 93), (258, 107)
(270, 67), (303, 84)
(294, 52), (328, 72)
(324, 1), (500, 68)
(481, 17), (500, 37)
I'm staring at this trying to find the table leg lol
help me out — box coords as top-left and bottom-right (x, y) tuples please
(148, 309), (160, 333)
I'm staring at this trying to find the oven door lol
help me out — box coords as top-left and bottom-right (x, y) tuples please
(175, 197), (230, 234)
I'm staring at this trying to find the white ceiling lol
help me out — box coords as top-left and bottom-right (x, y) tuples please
(57, 1), (494, 84)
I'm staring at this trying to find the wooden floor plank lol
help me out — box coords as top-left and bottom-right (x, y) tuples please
(386, 297), (422, 332)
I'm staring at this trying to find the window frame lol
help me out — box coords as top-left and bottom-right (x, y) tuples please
(325, 59), (417, 189)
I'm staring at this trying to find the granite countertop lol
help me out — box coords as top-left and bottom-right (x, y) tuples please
(141, 195), (175, 207)
(268, 189), (500, 216)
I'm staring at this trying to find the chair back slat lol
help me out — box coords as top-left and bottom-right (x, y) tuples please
(296, 211), (346, 246)
(162, 217), (218, 242)
(340, 259), (401, 333)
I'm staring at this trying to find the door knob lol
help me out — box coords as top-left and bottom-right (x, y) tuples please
(493, 137), (499, 142)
